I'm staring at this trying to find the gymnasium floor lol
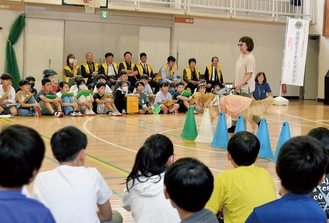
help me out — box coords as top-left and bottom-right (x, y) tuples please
(4, 99), (327, 223)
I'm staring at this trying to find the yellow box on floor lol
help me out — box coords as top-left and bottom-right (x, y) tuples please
(126, 94), (139, 113)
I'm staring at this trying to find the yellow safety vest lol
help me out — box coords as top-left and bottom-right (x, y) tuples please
(155, 64), (176, 82)
(136, 63), (153, 77)
(122, 61), (138, 79)
(185, 67), (200, 81)
(63, 64), (79, 83)
(82, 62), (99, 83)
(206, 65), (221, 81)
(101, 62), (118, 76)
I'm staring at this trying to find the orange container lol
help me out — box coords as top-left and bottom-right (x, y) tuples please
(126, 94), (139, 113)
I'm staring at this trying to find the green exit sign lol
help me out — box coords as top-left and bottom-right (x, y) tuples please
(101, 11), (108, 19)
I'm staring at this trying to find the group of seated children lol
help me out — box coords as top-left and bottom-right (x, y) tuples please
(1, 69), (272, 117)
(1, 122), (328, 222)
(122, 129), (329, 223)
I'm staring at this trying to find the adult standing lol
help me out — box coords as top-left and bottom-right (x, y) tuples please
(233, 36), (256, 97)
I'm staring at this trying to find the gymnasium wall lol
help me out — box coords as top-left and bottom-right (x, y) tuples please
(0, 1), (327, 98)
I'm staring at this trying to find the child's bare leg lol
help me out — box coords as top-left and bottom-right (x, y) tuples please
(9, 106), (17, 116)
(104, 102), (114, 111)
(53, 102), (63, 112)
(110, 102), (119, 111)
(161, 105), (169, 113)
(43, 102), (55, 114)
(169, 104), (180, 113)
(0, 107), (4, 114)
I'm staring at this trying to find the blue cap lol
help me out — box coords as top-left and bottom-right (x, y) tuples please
(43, 69), (57, 76)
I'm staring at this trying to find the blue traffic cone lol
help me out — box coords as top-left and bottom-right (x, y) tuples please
(181, 107), (198, 140)
(257, 118), (273, 159)
(211, 112), (229, 149)
(272, 121), (291, 163)
(234, 114), (246, 134)
(195, 108), (213, 143)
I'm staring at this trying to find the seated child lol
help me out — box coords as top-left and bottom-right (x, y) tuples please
(0, 73), (17, 116)
(133, 74), (153, 95)
(135, 81), (152, 114)
(25, 75), (38, 98)
(172, 82), (192, 113)
(69, 76), (82, 93)
(93, 82), (122, 116)
(191, 84), (208, 113)
(122, 134), (180, 223)
(206, 131), (276, 223)
(73, 78), (95, 115)
(16, 79), (42, 117)
(56, 81), (82, 116)
(43, 69), (58, 93)
(164, 157), (218, 223)
(308, 127), (329, 219)
(36, 78), (64, 117)
(33, 126), (123, 223)
(114, 81), (129, 114)
(114, 72), (131, 95)
(246, 136), (328, 223)
(92, 74), (113, 94)
(0, 125), (55, 222)
(154, 82), (179, 114)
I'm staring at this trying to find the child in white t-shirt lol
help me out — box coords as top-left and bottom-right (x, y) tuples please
(33, 126), (123, 223)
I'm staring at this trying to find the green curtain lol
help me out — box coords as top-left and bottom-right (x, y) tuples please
(5, 15), (26, 89)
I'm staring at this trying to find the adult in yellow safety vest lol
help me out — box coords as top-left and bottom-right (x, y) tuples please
(204, 56), (224, 92)
(183, 58), (201, 93)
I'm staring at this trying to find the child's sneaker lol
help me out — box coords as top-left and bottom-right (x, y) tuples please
(163, 110), (169, 114)
(89, 110), (96, 116)
(54, 111), (64, 117)
(70, 111), (79, 117)
(113, 110), (123, 116)
(35, 106), (42, 117)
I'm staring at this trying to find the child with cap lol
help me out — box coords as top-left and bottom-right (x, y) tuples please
(43, 69), (58, 93)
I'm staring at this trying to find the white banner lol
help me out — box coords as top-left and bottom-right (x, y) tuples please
(281, 18), (310, 86)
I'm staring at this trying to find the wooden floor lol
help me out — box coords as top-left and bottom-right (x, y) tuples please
(4, 99), (328, 223)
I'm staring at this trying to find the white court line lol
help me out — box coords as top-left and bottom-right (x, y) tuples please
(275, 112), (329, 127)
(82, 117), (137, 153)
(83, 117), (281, 182)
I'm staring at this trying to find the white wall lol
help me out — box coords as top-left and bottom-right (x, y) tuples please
(25, 18), (64, 90)
(2, 1), (327, 97)
(173, 18), (291, 96)
(310, 0), (329, 99)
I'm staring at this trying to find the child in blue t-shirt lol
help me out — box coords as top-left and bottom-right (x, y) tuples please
(252, 72), (272, 100)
